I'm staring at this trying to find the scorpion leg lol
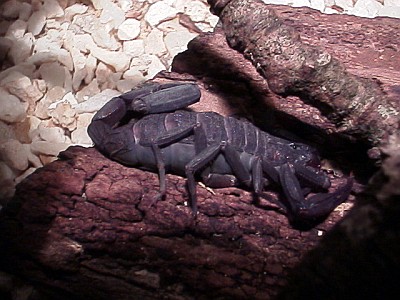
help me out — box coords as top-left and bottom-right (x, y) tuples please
(278, 163), (353, 228)
(143, 125), (197, 200)
(128, 83), (201, 114)
(294, 163), (331, 190)
(185, 142), (252, 213)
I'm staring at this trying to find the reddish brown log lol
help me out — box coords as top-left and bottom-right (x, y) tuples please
(0, 146), (348, 300)
(206, 0), (400, 153)
(277, 137), (400, 299)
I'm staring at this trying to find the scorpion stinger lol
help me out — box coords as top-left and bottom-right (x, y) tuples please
(279, 163), (354, 229)
(88, 82), (353, 229)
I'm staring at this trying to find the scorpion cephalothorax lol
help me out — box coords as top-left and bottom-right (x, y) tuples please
(88, 82), (353, 228)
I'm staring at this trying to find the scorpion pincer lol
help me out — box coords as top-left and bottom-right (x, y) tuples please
(88, 82), (353, 228)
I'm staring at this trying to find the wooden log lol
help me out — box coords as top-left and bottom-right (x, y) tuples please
(206, 0), (400, 153)
(0, 146), (347, 300)
(277, 137), (400, 299)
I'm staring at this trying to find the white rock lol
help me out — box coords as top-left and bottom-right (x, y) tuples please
(350, 0), (383, 18)
(38, 62), (67, 89)
(0, 71), (44, 104)
(71, 127), (92, 145)
(123, 69), (145, 83)
(59, 92), (79, 107)
(22, 141), (43, 167)
(0, 139), (30, 171)
(383, 0), (400, 6)
(30, 141), (70, 156)
(92, 29), (120, 51)
(157, 18), (186, 33)
(33, 29), (63, 52)
(146, 55), (166, 79)
(19, 2), (32, 21)
(0, 37), (13, 65)
(378, 6), (400, 18)
(175, 0), (209, 22)
(26, 49), (73, 71)
(8, 33), (34, 65)
(76, 79), (100, 103)
(164, 30), (197, 58)
(84, 54), (97, 84)
(123, 39), (145, 57)
(43, 0), (64, 18)
(70, 47), (87, 91)
(309, 0), (324, 11)
(145, 2), (178, 26)
(116, 79), (141, 92)
(0, 161), (15, 184)
(65, 3), (88, 21)
(0, 63), (36, 82)
(292, 0), (311, 8)
(71, 13), (120, 50)
(46, 19), (61, 29)
(205, 14), (219, 29)
(324, 7), (340, 15)
(63, 32), (96, 53)
(15, 167), (37, 185)
(117, 18), (141, 40)
(144, 28), (167, 55)
(90, 0), (105, 10)
(34, 86), (66, 119)
(70, 13), (97, 35)
(261, 0), (290, 4)
(95, 62), (114, 86)
(1, 0), (21, 18)
(77, 113), (95, 128)
(129, 55), (152, 74)
(116, 0), (132, 12)
(334, 0), (354, 11)
(99, 0), (126, 29)
(37, 124), (67, 143)
(50, 102), (77, 131)
(28, 115), (42, 138)
(89, 46), (131, 72)
(73, 89), (121, 114)
(5, 19), (27, 39)
(0, 88), (27, 123)
(63, 69), (73, 92)
(27, 10), (46, 36)
(0, 120), (16, 142)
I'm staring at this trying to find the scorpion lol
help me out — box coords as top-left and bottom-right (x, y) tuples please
(88, 82), (353, 228)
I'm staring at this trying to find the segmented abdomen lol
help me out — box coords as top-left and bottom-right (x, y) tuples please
(133, 110), (287, 163)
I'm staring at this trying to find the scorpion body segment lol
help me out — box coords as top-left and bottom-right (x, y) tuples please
(88, 82), (353, 228)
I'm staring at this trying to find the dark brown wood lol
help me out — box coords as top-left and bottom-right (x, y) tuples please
(277, 138), (400, 300)
(0, 146), (347, 300)
(207, 0), (400, 152)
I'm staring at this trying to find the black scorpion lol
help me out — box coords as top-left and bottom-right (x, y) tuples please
(88, 82), (353, 228)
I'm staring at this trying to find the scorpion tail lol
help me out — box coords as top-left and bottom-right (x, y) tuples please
(290, 178), (354, 230)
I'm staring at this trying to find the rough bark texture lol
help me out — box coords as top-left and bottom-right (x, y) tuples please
(277, 136), (400, 299)
(0, 146), (347, 300)
(1, 2), (400, 299)
(207, 0), (400, 152)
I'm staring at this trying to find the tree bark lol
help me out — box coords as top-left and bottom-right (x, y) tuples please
(206, 0), (400, 153)
(277, 137), (400, 300)
(0, 146), (346, 300)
